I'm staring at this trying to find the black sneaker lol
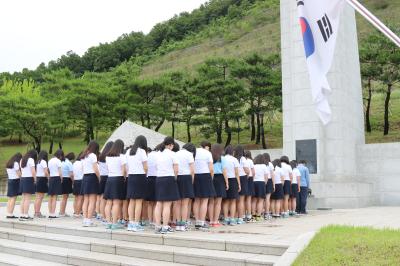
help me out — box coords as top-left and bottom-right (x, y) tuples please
(6, 215), (18, 219)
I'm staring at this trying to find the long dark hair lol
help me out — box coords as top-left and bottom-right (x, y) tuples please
(272, 159), (281, 168)
(200, 140), (211, 150)
(6, 153), (22, 169)
(130, 135), (147, 156)
(254, 154), (266, 165)
(263, 153), (271, 165)
(173, 142), (180, 152)
(54, 149), (65, 161)
(99, 141), (114, 162)
(211, 144), (224, 163)
(38, 150), (49, 163)
(108, 139), (125, 157)
(233, 145), (245, 161)
(83, 140), (100, 159)
(76, 152), (83, 161)
(160, 136), (175, 152)
(65, 152), (75, 161)
(244, 150), (252, 160)
(290, 160), (298, 170)
(225, 145), (234, 156)
(183, 143), (196, 158)
(280, 155), (290, 164)
(21, 149), (38, 168)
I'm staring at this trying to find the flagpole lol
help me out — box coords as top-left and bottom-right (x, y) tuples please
(345, 0), (400, 47)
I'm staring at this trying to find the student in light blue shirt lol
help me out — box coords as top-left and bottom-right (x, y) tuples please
(296, 160), (310, 214)
(60, 152), (75, 217)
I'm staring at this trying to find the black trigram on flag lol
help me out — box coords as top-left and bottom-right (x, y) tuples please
(317, 14), (333, 42)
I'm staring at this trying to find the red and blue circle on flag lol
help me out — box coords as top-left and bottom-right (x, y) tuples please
(299, 17), (315, 58)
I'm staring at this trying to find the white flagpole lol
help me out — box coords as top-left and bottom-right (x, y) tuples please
(345, 0), (400, 47)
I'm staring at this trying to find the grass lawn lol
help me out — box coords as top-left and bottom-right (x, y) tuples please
(293, 225), (400, 266)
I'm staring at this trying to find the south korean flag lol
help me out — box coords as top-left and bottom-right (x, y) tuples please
(297, 0), (345, 125)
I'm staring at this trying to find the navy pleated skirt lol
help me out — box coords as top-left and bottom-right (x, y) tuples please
(98, 175), (108, 195)
(7, 179), (20, 197)
(155, 176), (180, 202)
(226, 178), (239, 200)
(271, 183), (284, 200)
(73, 180), (82, 196)
(177, 175), (194, 199)
(283, 180), (291, 195)
(104, 176), (125, 200)
(62, 177), (73, 194)
(36, 176), (48, 193)
(146, 176), (156, 201)
(238, 175), (249, 196)
(48, 176), (62, 196)
(127, 174), (147, 199)
(254, 181), (266, 198)
(193, 173), (216, 198)
(213, 174), (227, 198)
(247, 176), (255, 196)
(290, 183), (299, 198)
(81, 173), (99, 195)
(20, 177), (35, 194)
(266, 179), (274, 194)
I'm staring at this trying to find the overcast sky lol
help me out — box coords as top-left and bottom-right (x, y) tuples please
(0, 0), (208, 73)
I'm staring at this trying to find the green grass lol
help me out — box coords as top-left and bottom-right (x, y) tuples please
(293, 225), (400, 266)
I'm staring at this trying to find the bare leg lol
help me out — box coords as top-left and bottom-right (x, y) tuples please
(34, 193), (44, 215)
(7, 197), (17, 216)
(88, 194), (97, 219)
(60, 194), (69, 215)
(134, 199), (143, 223)
(207, 198), (215, 223)
(162, 202), (172, 226)
(154, 201), (162, 226)
(111, 200), (121, 224)
(213, 197), (222, 223)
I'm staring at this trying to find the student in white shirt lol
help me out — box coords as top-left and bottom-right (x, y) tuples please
(290, 160), (301, 215)
(280, 156), (293, 218)
(81, 141), (100, 227)
(154, 137), (180, 234)
(60, 152), (75, 217)
(19, 149), (38, 220)
(72, 152), (84, 217)
(271, 159), (284, 217)
(34, 150), (49, 218)
(245, 151), (255, 221)
(6, 153), (22, 219)
(252, 155), (269, 220)
(263, 153), (275, 220)
(193, 141), (215, 230)
(97, 141), (114, 221)
(104, 139), (127, 230)
(126, 135), (148, 232)
(146, 146), (160, 226)
(47, 149), (64, 218)
(234, 145), (250, 224)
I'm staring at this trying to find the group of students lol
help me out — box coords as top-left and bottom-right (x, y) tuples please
(5, 135), (310, 234)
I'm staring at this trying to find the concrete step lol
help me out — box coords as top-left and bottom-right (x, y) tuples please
(0, 253), (67, 266)
(0, 238), (190, 266)
(0, 220), (288, 256)
(0, 227), (279, 266)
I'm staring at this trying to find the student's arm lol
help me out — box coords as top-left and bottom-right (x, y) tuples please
(272, 172), (275, 191)
(31, 166), (37, 182)
(70, 170), (74, 182)
(306, 168), (310, 188)
(289, 172), (293, 183)
(223, 168), (229, 190)
(251, 167), (255, 178)
(235, 167), (241, 192)
(189, 163), (195, 184)
(173, 163), (179, 177)
(142, 161), (148, 175)
(121, 164), (127, 178)
(93, 163), (100, 179)
(243, 167), (250, 176)
(44, 168), (49, 178)
(209, 162), (214, 178)
(16, 169), (22, 178)
(297, 175), (301, 192)
(58, 167), (62, 180)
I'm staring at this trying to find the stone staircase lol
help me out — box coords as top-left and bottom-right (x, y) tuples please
(0, 220), (288, 266)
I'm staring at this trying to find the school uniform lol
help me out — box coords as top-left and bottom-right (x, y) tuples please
(146, 151), (159, 201)
(194, 148), (216, 198)
(271, 166), (284, 200)
(61, 159), (73, 194)
(48, 157), (62, 196)
(247, 158), (255, 196)
(176, 149), (195, 199)
(213, 156), (227, 198)
(155, 149), (180, 202)
(224, 155), (240, 199)
(72, 161), (83, 196)
(81, 153), (100, 195)
(238, 157), (250, 196)
(20, 158), (36, 194)
(281, 162), (293, 196)
(126, 148), (148, 199)
(253, 164), (268, 198)
(266, 162), (274, 194)
(104, 155), (126, 200)
(35, 160), (48, 193)
(98, 162), (108, 195)
(290, 168), (301, 199)
(7, 162), (21, 197)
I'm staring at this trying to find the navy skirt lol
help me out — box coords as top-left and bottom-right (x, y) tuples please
(155, 176), (180, 202)
(20, 177), (35, 194)
(283, 180), (291, 195)
(146, 176), (156, 201)
(7, 179), (20, 197)
(62, 177), (73, 194)
(73, 180), (82, 196)
(81, 173), (100, 195)
(247, 177), (255, 196)
(213, 174), (227, 198)
(98, 175), (108, 195)
(226, 178), (239, 199)
(254, 181), (266, 198)
(48, 176), (62, 196)
(177, 175), (195, 199)
(194, 173), (216, 198)
(127, 174), (147, 199)
(239, 175), (249, 196)
(36, 176), (48, 193)
(104, 176), (125, 200)
(266, 179), (274, 194)
(271, 183), (284, 200)
(290, 183), (299, 198)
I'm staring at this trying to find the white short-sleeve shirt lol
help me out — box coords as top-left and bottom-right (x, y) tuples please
(194, 148), (213, 174)
(6, 162), (20, 180)
(21, 158), (35, 177)
(156, 149), (178, 177)
(176, 149), (194, 176)
(83, 153), (97, 174)
(247, 159), (254, 177)
(238, 157), (249, 176)
(106, 155), (127, 177)
(268, 162), (274, 179)
(48, 157), (62, 177)
(292, 168), (301, 184)
(224, 155), (240, 179)
(147, 151), (159, 177)
(73, 161), (84, 181)
(126, 148), (148, 175)
(36, 160), (48, 177)
(281, 162), (293, 181)
(274, 166), (284, 184)
(253, 164), (269, 182)
(99, 162), (108, 176)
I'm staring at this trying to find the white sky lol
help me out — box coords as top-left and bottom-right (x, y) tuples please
(0, 0), (208, 73)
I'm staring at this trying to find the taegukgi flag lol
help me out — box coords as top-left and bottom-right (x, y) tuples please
(297, 0), (345, 125)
